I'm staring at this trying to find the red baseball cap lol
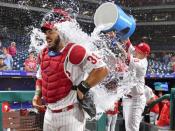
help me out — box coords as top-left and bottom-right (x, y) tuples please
(135, 42), (150, 55)
(41, 8), (71, 32)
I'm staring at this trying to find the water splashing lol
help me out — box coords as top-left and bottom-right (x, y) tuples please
(29, 28), (46, 53)
(28, 3), (135, 119)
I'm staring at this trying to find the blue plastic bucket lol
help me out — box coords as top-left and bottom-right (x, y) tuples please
(94, 2), (136, 40)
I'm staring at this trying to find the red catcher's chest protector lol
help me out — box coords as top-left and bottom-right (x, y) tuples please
(40, 44), (73, 103)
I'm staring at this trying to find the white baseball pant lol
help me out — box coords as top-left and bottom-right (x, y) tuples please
(150, 112), (159, 125)
(106, 114), (118, 131)
(123, 95), (146, 131)
(43, 104), (85, 131)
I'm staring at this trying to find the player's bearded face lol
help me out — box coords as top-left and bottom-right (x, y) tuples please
(45, 28), (60, 50)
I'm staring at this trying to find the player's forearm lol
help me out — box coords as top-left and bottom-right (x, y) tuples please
(34, 79), (42, 97)
(85, 66), (109, 87)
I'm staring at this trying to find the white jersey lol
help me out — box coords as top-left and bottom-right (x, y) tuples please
(36, 44), (106, 110)
(127, 44), (148, 96)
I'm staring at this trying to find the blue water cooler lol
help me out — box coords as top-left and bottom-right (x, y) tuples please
(94, 2), (136, 40)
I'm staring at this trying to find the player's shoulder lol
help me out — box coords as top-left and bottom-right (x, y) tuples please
(68, 44), (86, 65)
(37, 47), (48, 63)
